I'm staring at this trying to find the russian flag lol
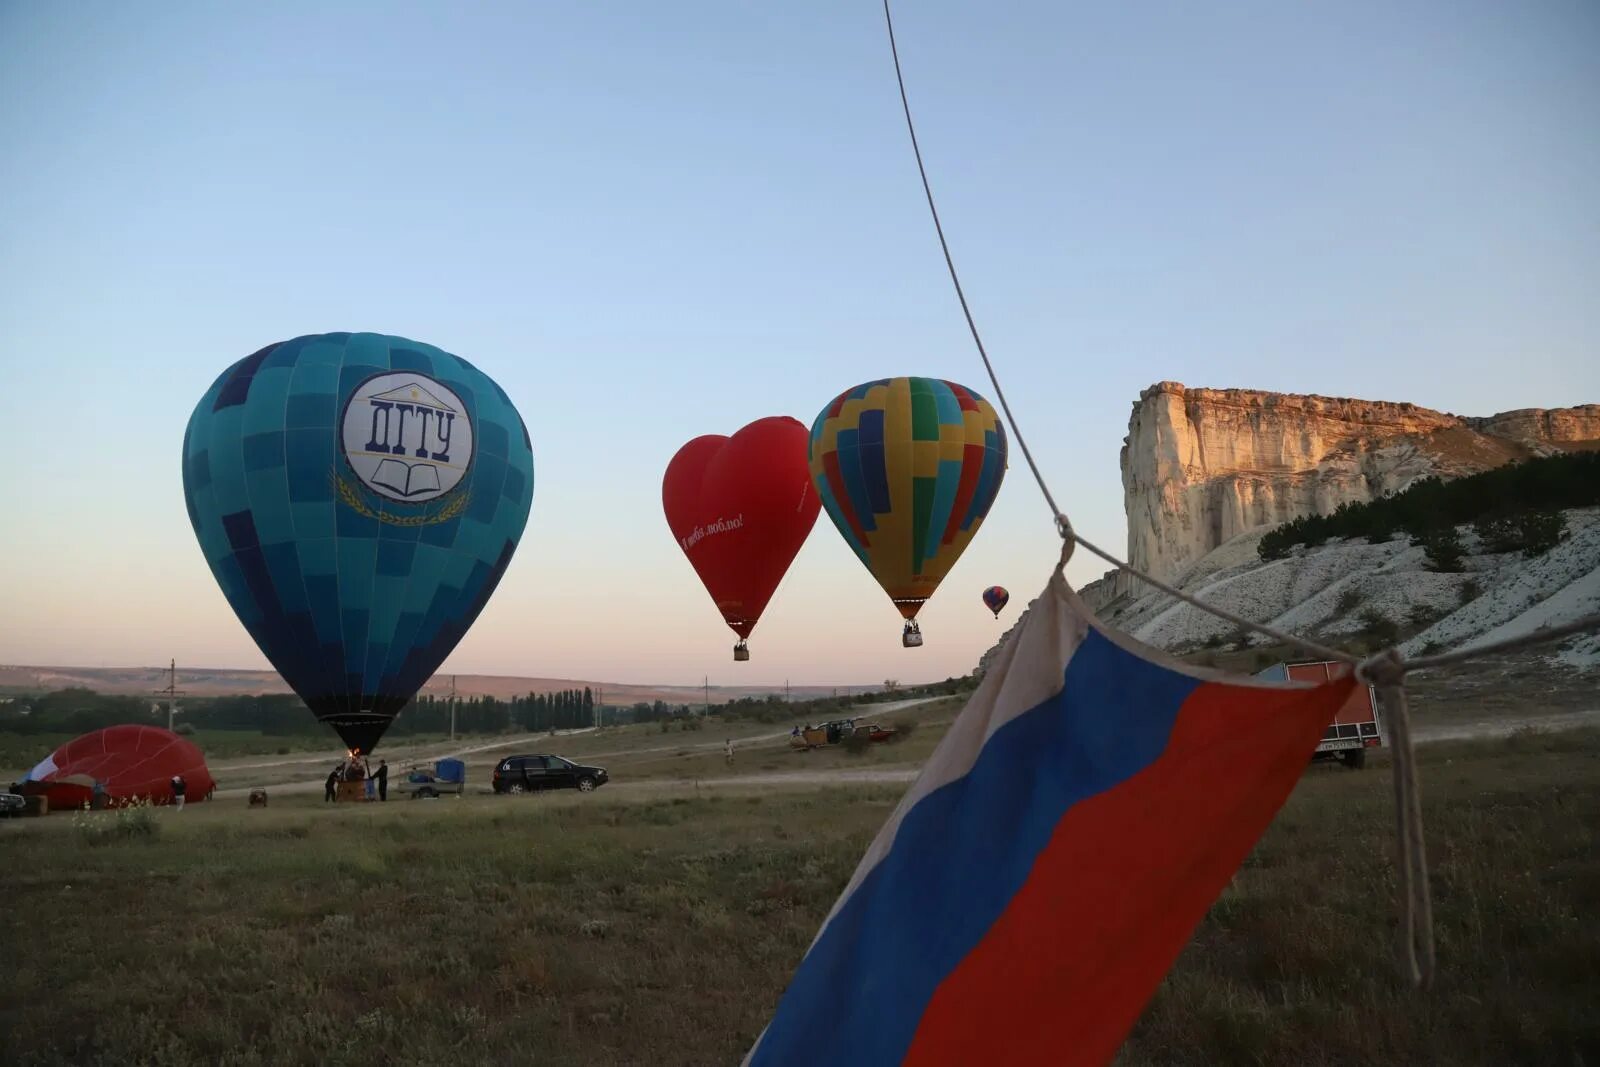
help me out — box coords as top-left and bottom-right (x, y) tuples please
(745, 572), (1355, 1066)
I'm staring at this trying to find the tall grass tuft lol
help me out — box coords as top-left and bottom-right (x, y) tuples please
(72, 797), (161, 845)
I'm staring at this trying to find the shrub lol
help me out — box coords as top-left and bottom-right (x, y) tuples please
(1358, 609), (1399, 645)
(73, 799), (160, 846)
(1334, 588), (1364, 615)
(1420, 528), (1466, 573)
(1459, 579), (1483, 606)
(1474, 510), (1567, 556)
(842, 732), (872, 755)
(1258, 532), (1291, 562)
(1517, 510), (1567, 556)
(1473, 514), (1522, 554)
(1407, 604), (1444, 630)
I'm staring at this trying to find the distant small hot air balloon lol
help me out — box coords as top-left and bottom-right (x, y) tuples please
(181, 333), (534, 754)
(808, 377), (1007, 646)
(663, 416), (821, 660)
(983, 586), (1009, 618)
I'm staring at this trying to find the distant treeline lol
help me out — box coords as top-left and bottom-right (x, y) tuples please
(0, 673), (979, 739)
(0, 687), (600, 738)
(682, 674), (978, 727)
(1258, 452), (1597, 564)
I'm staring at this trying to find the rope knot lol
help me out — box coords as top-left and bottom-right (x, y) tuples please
(1054, 514), (1076, 570)
(1055, 512), (1075, 547)
(1357, 646), (1408, 690)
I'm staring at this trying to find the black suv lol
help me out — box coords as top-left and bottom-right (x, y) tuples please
(492, 754), (608, 795)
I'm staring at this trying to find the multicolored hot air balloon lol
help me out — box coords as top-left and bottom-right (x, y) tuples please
(983, 585), (1009, 618)
(663, 416), (821, 660)
(808, 377), (1006, 646)
(181, 333), (534, 755)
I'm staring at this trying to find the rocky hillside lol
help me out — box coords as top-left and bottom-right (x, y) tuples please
(1118, 382), (1600, 590)
(984, 508), (1600, 675)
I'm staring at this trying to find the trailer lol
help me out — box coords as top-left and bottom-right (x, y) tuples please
(1256, 660), (1383, 769)
(398, 757), (467, 798)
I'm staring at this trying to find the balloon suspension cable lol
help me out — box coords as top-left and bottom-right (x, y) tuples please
(885, 0), (1409, 665)
(882, 0), (1065, 537)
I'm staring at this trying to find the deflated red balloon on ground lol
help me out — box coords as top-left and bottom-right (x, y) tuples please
(21, 724), (215, 808)
(663, 416), (821, 648)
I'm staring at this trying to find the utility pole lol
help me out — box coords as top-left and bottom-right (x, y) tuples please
(153, 659), (185, 732)
(785, 678), (791, 703)
(449, 675), (458, 741)
(704, 675), (710, 715)
(596, 686), (603, 729)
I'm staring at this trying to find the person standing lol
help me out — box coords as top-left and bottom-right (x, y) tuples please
(171, 774), (187, 811)
(724, 739), (734, 765)
(325, 766), (339, 803)
(374, 759), (388, 802)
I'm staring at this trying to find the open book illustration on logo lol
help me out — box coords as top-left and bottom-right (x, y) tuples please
(370, 458), (443, 498)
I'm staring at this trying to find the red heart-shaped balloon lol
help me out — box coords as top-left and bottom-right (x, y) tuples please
(662, 416), (821, 646)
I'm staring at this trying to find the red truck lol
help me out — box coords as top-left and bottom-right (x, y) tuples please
(1255, 660), (1384, 769)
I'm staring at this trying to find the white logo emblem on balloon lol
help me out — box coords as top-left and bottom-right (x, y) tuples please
(341, 373), (474, 503)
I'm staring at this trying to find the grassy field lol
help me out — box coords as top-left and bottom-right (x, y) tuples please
(2, 728), (1595, 1066)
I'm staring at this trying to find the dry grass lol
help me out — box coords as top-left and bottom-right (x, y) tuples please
(2, 728), (1594, 1066)
(1124, 728), (1600, 1065)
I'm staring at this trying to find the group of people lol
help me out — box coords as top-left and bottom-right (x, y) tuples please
(323, 755), (388, 802)
(85, 774), (193, 809)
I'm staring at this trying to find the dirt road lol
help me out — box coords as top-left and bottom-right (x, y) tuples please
(1410, 708), (1600, 743)
(212, 697), (950, 800)
(210, 701), (1594, 802)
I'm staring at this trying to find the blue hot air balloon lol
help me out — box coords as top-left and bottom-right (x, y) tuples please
(181, 333), (534, 754)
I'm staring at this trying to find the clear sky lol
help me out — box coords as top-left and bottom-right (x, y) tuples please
(1, 0), (1596, 686)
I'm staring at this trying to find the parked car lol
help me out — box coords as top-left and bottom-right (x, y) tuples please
(492, 754), (608, 794)
(0, 791), (24, 818)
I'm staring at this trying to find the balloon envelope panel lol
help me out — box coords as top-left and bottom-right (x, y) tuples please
(181, 333), (534, 753)
(808, 377), (1006, 619)
(24, 725), (214, 807)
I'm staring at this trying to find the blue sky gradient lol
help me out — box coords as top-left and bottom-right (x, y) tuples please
(2, 0), (1595, 684)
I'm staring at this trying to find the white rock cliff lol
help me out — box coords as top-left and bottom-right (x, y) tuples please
(1119, 382), (1600, 588)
